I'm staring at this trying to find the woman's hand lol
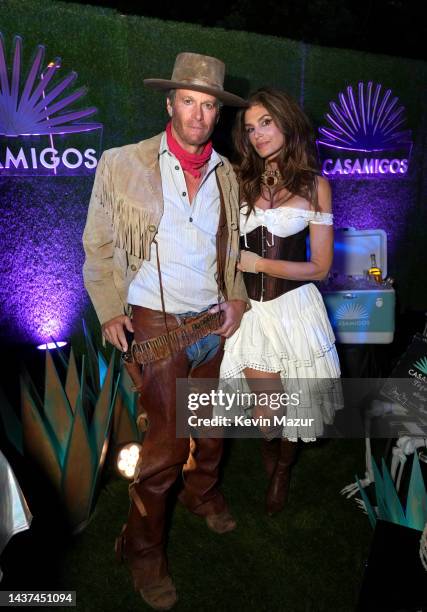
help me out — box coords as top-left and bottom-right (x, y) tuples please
(237, 250), (263, 273)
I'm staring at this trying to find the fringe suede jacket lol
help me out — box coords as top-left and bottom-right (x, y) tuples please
(82, 132), (249, 325)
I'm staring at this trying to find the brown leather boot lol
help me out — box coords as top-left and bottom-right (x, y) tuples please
(115, 525), (177, 610)
(260, 438), (280, 478)
(205, 509), (237, 534)
(138, 576), (177, 610)
(265, 439), (298, 516)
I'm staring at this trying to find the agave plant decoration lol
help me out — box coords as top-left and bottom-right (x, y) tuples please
(0, 325), (141, 533)
(356, 453), (427, 532)
(20, 344), (118, 532)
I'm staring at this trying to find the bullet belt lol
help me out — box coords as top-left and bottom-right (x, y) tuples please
(121, 309), (222, 366)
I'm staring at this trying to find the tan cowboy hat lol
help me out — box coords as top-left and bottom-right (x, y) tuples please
(144, 52), (248, 107)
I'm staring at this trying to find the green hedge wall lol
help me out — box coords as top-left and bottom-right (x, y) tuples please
(3, 0), (426, 146)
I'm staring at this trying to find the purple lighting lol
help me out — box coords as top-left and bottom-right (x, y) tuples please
(0, 33), (102, 137)
(20, 284), (76, 345)
(0, 181), (89, 345)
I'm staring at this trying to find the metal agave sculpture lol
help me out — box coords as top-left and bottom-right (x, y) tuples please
(0, 32), (102, 136)
(0, 324), (140, 533)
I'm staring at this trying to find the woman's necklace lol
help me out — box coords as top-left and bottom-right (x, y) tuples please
(261, 166), (283, 187)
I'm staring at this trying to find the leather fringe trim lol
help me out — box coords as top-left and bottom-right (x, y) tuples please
(97, 156), (152, 259)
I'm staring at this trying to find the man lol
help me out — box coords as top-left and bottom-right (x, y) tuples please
(82, 52), (249, 610)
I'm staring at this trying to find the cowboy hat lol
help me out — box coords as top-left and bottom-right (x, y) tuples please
(144, 52), (247, 107)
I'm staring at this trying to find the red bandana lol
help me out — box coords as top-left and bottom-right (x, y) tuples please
(166, 121), (213, 178)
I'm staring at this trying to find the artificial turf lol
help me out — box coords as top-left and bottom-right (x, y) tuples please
(56, 438), (371, 611)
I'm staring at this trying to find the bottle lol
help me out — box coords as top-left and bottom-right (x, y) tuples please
(368, 253), (382, 283)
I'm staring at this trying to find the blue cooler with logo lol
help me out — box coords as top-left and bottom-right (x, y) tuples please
(320, 228), (395, 344)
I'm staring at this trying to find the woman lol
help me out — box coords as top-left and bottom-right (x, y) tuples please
(220, 88), (341, 515)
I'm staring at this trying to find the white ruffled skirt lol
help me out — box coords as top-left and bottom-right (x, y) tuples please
(219, 283), (343, 441)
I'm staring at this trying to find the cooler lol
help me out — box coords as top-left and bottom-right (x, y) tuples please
(320, 228), (395, 344)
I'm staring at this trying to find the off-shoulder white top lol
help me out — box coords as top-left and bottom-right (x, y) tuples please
(240, 205), (334, 242)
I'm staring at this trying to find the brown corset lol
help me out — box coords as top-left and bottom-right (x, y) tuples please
(241, 225), (309, 301)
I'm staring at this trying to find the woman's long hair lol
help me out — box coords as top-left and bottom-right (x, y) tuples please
(233, 88), (320, 214)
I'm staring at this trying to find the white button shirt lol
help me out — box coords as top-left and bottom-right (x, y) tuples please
(127, 133), (222, 314)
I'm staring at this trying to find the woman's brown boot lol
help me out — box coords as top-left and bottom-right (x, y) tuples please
(265, 439), (298, 516)
(260, 438), (280, 478)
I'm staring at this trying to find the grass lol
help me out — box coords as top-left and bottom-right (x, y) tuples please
(56, 438), (371, 611)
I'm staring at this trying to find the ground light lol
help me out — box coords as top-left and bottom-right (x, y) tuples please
(116, 443), (143, 480)
(36, 341), (67, 350)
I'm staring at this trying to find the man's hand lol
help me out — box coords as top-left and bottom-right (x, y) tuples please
(209, 300), (247, 338)
(101, 314), (134, 351)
